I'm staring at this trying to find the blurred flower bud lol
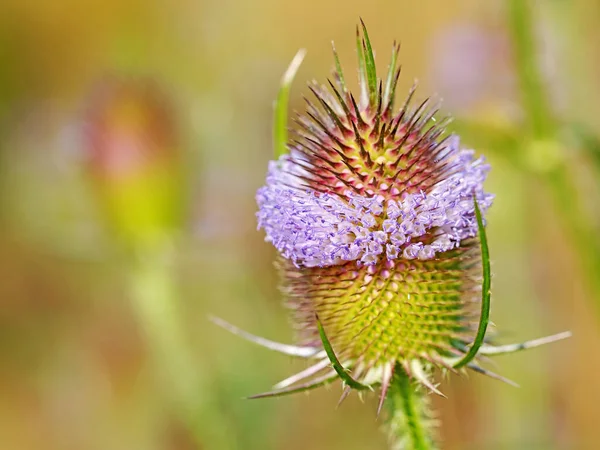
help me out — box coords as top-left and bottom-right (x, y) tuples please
(82, 77), (182, 248)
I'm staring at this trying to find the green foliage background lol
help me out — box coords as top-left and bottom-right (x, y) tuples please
(1, 1), (599, 449)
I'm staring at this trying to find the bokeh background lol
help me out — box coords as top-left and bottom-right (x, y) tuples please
(1, 0), (599, 449)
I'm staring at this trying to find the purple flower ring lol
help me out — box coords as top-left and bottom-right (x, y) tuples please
(257, 136), (493, 268)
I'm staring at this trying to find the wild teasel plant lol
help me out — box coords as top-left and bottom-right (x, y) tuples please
(214, 22), (570, 449)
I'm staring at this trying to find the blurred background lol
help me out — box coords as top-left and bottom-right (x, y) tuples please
(1, 0), (599, 449)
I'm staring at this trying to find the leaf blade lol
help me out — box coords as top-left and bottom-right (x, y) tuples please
(316, 314), (372, 391)
(274, 49), (306, 158)
(453, 196), (491, 369)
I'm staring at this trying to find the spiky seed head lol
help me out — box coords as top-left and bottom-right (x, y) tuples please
(256, 25), (493, 389)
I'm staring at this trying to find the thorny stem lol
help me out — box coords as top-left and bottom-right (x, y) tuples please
(385, 366), (436, 450)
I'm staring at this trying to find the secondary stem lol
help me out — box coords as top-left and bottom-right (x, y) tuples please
(508, 0), (600, 319)
(129, 244), (234, 449)
(507, 0), (554, 139)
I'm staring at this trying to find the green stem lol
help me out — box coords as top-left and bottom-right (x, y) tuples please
(130, 248), (195, 400)
(507, 0), (554, 139)
(544, 166), (600, 309)
(507, 0), (600, 317)
(385, 367), (436, 450)
(129, 244), (234, 449)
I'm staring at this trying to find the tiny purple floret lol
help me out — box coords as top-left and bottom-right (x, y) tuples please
(256, 137), (493, 268)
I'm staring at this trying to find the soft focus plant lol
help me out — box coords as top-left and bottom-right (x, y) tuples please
(83, 77), (232, 448)
(83, 77), (183, 248)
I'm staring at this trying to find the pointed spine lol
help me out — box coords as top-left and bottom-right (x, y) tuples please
(360, 19), (378, 107)
(331, 41), (347, 94)
(210, 315), (321, 358)
(356, 25), (368, 109)
(247, 372), (337, 399)
(478, 331), (571, 356)
(383, 41), (400, 112)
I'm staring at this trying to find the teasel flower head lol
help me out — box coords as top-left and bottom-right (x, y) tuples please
(256, 21), (496, 391)
(213, 22), (570, 442)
